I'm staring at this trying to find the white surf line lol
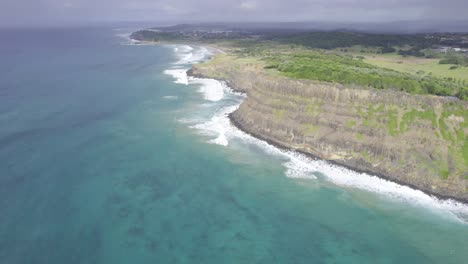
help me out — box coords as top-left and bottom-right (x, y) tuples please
(213, 89), (468, 223)
(163, 68), (189, 85)
(114, 31), (144, 46)
(188, 78), (227, 102)
(164, 44), (468, 224)
(163, 45), (224, 101)
(162, 96), (178, 100)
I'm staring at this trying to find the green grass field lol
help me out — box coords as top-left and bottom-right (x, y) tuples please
(363, 54), (468, 82)
(262, 50), (466, 99)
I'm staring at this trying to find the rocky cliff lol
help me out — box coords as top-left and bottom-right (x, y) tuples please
(189, 54), (468, 202)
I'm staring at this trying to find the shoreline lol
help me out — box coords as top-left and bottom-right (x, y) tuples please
(228, 112), (468, 205)
(186, 63), (468, 205)
(128, 37), (226, 56)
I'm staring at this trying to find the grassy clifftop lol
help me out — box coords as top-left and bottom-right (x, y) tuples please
(237, 46), (467, 100)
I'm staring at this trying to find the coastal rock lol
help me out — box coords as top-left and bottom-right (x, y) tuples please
(191, 60), (468, 203)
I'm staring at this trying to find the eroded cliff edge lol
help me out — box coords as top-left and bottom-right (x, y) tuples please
(188, 54), (468, 203)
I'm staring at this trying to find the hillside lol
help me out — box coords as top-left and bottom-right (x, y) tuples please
(189, 51), (468, 202)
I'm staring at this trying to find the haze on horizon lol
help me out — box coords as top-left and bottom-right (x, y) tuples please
(1, 0), (468, 29)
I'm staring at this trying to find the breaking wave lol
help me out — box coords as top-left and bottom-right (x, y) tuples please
(163, 69), (189, 85)
(162, 96), (178, 100)
(114, 32), (142, 45)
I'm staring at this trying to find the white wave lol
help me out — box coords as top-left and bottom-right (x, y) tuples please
(302, 157), (468, 222)
(176, 52), (193, 65)
(114, 32), (143, 46)
(177, 117), (207, 125)
(283, 155), (318, 180)
(163, 68), (227, 103)
(171, 45), (211, 65)
(172, 45), (194, 65)
(191, 104), (239, 147)
(115, 33), (131, 39)
(188, 78), (226, 101)
(163, 67), (226, 102)
(188, 47), (211, 64)
(162, 96), (178, 100)
(163, 45), (213, 87)
(163, 68), (189, 85)
(177, 45), (194, 53)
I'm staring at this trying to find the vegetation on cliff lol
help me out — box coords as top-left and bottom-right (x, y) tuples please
(262, 50), (467, 99)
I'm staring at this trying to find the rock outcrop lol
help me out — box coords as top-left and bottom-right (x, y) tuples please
(189, 57), (468, 203)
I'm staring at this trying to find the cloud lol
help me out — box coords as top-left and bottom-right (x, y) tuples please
(162, 4), (190, 15)
(0, 0), (467, 26)
(240, 1), (257, 10)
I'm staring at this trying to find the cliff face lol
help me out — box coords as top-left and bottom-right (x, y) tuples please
(190, 56), (468, 202)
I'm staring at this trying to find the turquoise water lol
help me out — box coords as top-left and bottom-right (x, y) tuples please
(0, 27), (467, 264)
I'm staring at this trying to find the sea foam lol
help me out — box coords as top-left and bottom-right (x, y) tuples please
(162, 96), (178, 100)
(191, 104), (240, 147)
(172, 45), (210, 65)
(163, 68), (189, 85)
(189, 78), (226, 101)
(164, 45), (214, 86)
(115, 32), (142, 45)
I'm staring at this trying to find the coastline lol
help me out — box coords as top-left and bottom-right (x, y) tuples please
(228, 111), (468, 205)
(129, 38), (226, 56)
(186, 61), (468, 205)
(140, 33), (468, 206)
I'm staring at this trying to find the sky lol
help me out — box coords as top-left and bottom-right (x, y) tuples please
(1, 0), (467, 26)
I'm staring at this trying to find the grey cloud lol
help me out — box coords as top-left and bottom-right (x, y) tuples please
(0, 0), (467, 26)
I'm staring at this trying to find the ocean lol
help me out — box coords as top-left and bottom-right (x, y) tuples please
(0, 26), (467, 263)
